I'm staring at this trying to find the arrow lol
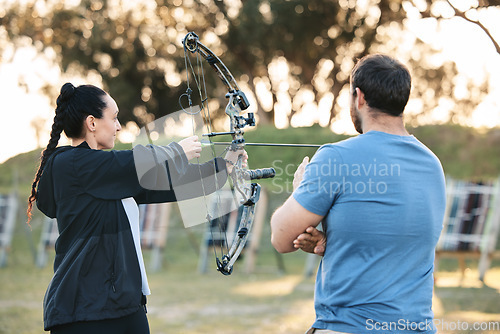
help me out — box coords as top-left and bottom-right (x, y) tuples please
(201, 141), (322, 148)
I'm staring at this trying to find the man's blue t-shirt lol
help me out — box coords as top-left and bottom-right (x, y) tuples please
(293, 131), (446, 334)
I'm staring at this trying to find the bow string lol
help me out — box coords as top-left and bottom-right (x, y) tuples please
(181, 32), (276, 275)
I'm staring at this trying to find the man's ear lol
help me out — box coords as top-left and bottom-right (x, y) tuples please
(355, 87), (366, 109)
(85, 115), (96, 132)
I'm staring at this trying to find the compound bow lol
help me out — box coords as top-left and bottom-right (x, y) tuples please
(181, 32), (276, 275)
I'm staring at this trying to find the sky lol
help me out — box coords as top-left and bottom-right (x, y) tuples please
(0, 1), (499, 164)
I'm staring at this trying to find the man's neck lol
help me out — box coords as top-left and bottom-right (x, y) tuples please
(362, 112), (409, 136)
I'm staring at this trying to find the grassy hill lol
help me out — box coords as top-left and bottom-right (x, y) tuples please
(1, 123), (500, 198)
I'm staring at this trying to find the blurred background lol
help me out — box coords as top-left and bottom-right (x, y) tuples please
(0, 0), (499, 333)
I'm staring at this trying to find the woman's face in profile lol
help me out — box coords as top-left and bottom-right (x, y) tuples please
(94, 94), (122, 150)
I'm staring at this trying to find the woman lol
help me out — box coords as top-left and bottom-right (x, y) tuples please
(27, 83), (244, 333)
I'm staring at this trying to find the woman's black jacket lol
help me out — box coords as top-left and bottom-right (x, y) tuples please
(36, 141), (226, 330)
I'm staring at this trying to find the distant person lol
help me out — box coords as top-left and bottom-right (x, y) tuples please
(270, 54), (446, 334)
(27, 82), (246, 334)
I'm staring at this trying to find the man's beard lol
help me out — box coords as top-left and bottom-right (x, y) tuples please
(351, 106), (363, 134)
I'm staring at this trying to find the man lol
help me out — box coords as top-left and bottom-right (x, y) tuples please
(270, 54), (446, 334)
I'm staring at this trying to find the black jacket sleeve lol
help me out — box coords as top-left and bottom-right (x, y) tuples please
(73, 142), (227, 203)
(134, 157), (228, 204)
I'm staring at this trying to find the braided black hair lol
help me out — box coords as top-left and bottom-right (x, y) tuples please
(27, 83), (107, 224)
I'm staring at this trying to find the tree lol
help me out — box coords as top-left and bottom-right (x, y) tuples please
(402, 0), (499, 125)
(411, 0), (500, 54)
(214, 0), (497, 127)
(1, 0), (189, 125)
(1, 0), (497, 130)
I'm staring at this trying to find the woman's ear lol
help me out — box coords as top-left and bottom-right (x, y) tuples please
(85, 115), (96, 133)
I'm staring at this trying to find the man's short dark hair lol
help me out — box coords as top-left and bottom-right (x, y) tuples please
(351, 54), (411, 116)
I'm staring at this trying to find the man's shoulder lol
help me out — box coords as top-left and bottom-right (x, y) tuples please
(325, 133), (376, 149)
(318, 134), (374, 158)
(308, 136), (367, 167)
(319, 135), (360, 151)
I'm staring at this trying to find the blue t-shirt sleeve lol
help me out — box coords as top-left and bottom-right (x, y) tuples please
(293, 145), (343, 216)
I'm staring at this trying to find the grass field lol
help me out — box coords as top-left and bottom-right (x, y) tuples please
(1, 213), (499, 334)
